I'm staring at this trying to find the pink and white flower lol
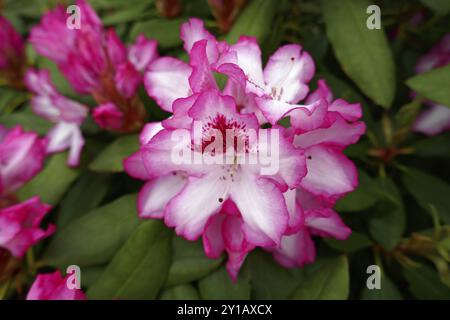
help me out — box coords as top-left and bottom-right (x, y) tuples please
(0, 197), (54, 258)
(413, 34), (450, 136)
(26, 270), (86, 300)
(0, 125), (47, 194)
(25, 69), (88, 167)
(125, 89), (306, 248)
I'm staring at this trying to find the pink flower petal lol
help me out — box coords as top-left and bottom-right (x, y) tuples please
(144, 57), (192, 112)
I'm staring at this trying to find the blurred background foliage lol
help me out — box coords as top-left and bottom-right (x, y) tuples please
(1, 0), (450, 300)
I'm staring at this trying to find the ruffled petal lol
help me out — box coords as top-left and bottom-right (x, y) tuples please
(138, 174), (187, 219)
(263, 44), (315, 103)
(294, 114), (366, 149)
(128, 35), (158, 72)
(230, 173), (288, 247)
(305, 208), (351, 240)
(272, 228), (316, 268)
(300, 145), (358, 199)
(144, 57), (192, 112)
(165, 171), (228, 240)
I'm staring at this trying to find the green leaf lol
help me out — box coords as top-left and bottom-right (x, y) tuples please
(160, 285), (200, 300)
(198, 267), (251, 300)
(402, 168), (450, 225)
(406, 64), (450, 108)
(290, 256), (349, 300)
(404, 265), (450, 299)
(0, 87), (28, 114)
(57, 172), (112, 228)
(420, 0), (450, 14)
(322, 0), (396, 108)
(325, 232), (373, 253)
(414, 133), (450, 158)
(361, 272), (403, 299)
(226, 0), (280, 44)
(246, 250), (304, 300)
(43, 194), (139, 268)
(17, 153), (79, 205)
(335, 170), (377, 212)
(0, 107), (52, 135)
(368, 176), (405, 249)
(102, 3), (151, 26)
(89, 135), (139, 172)
(87, 221), (172, 300)
(129, 19), (185, 49)
(81, 265), (106, 289)
(165, 236), (223, 287)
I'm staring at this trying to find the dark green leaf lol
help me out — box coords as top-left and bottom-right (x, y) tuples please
(89, 135), (139, 172)
(0, 107), (52, 135)
(290, 256), (349, 299)
(87, 220), (172, 300)
(226, 0), (280, 44)
(368, 176), (405, 249)
(322, 0), (396, 108)
(361, 272), (403, 299)
(18, 153), (79, 205)
(402, 168), (450, 224)
(82, 265), (106, 289)
(198, 267), (251, 300)
(129, 19), (185, 49)
(406, 64), (450, 108)
(404, 264), (450, 299)
(420, 0), (450, 14)
(246, 250), (304, 300)
(43, 194), (139, 268)
(57, 172), (112, 228)
(165, 236), (223, 287)
(325, 232), (373, 253)
(414, 133), (450, 158)
(160, 285), (200, 300)
(335, 170), (377, 212)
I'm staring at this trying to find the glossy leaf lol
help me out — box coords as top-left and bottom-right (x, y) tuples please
(43, 194), (139, 268)
(290, 256), (350, 300)
(322, 0), (396, 108)
(165, 236), (223, 287)
(89, 135), (139, 172)
(87, 220), (172, 300)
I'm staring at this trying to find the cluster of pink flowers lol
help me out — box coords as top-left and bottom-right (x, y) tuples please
(21, 0), (158, 166)
(124, 18), (366, 280)
(0, 125), (86, 300)
(0, 125), (53, 258)
(1, 0), (366, 294)
(413, 34), (450, 136)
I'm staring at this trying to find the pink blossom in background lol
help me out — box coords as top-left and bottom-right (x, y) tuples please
(29, 0), (158, 133)
(0, 125), (47, 194)
(26, 270), (86, 300)
(0, 16), (26, 88)
(0, 197), (54, 258)
(92, 103), (125, 132)
(413, 34), (450, 136)
(25, 69), (88, 167)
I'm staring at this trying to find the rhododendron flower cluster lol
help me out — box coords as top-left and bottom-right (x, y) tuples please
(28, 0), (157, 135)
(413, 34), (450, 136)
(125, 18), (365, 280)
